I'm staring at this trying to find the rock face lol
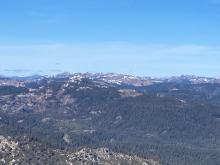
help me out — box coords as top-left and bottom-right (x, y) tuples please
(0, 136), (19, 164)
(66, 148), (160, 165)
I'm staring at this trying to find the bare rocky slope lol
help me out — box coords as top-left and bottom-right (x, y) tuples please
(0, 136), (159, 165)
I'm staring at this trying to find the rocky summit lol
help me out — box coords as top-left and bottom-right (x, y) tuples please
(0, 135), (159, 165)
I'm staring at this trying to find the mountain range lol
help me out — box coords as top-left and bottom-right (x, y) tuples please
(0, 73), (220, 165)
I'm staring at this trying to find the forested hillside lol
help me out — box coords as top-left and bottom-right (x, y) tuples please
(0, 74), (220, 165)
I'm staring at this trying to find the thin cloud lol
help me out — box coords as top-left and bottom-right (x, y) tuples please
(4, 69), (32, 73)
(3, 69), (43, 75)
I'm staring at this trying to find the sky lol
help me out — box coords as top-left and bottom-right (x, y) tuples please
(0, 0), (220, 77)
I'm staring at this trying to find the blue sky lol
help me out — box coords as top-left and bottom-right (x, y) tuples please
(0, 0), (220, 77)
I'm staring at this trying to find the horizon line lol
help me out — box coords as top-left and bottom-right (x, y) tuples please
(1, 71), (220, 79)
